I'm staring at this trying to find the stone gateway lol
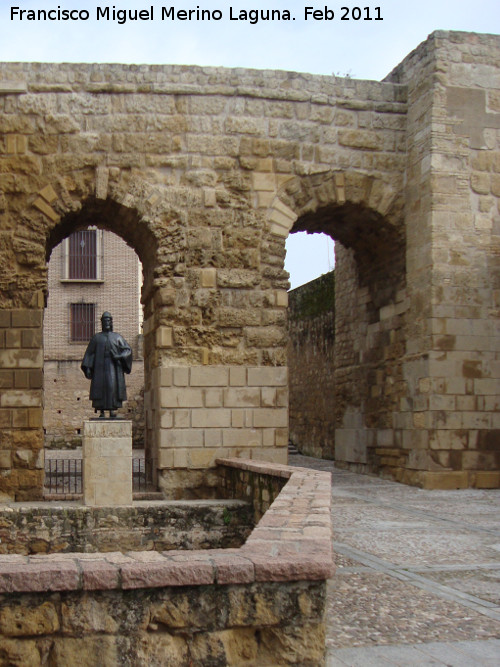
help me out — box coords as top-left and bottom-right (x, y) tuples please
(0, 30), (499, 500)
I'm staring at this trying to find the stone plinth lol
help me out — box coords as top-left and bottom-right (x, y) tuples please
(83, 420), (132, 506)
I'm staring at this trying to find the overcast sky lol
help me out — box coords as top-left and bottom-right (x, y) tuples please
(0, 0), (498, 287)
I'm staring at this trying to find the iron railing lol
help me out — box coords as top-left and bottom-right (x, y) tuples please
(132, 457), (154, 493)
(44, 457), (153, 495)
(45, 458), (82, 495)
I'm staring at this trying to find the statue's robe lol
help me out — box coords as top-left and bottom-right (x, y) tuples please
(81, 332), (132, 412)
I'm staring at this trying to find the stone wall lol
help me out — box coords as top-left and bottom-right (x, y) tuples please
(0, 30), (499, 496)
(288, 272), (335, 459)
(0, 459), (334, 666)
(0, 500), (252, 555)
(380, 31), (500, 488)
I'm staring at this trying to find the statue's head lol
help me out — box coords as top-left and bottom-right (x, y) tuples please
(101, 312), (113, 332)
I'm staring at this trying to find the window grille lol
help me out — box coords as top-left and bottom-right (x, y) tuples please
(70, 303), (96, 342)
(68, 229), (97, 279)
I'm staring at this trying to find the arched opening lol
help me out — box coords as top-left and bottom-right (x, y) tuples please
(287, 200), (406, 471)
(43, 198), (158, 497)
(285, 231), (334, 290)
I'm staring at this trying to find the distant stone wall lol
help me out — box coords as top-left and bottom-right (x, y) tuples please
(288, 272), (335, 459)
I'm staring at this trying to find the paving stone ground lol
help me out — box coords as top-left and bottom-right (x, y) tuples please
(289, 454), (500, 667)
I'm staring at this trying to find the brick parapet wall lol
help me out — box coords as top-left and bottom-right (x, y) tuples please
(0, 460), (334, 665)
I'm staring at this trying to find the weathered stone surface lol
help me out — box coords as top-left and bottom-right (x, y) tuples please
(0, 600), (59, 636)
(0, 29), (499, 505)
(48, 636), (118, 667)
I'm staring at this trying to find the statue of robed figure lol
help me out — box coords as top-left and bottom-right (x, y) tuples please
(81, 312), (133, 418)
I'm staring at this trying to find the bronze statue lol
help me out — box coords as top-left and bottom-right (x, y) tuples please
(81, 312), (133, 418)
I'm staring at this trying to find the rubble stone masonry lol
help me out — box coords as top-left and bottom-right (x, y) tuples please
(0, 30), (499, 498)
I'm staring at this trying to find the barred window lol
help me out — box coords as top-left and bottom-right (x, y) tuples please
(68, 230), (98, 280)
(70, 303), (95, 342)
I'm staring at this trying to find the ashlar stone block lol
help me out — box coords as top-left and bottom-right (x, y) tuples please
(83, 420), (132, 506)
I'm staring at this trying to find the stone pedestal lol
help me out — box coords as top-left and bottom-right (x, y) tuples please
(83, 420), (132, 506)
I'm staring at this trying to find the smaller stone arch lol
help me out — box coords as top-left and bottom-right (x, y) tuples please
(264, 169), (408, 475)
(4, 166), (182, 500)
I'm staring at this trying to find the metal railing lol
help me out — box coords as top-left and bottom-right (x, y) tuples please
(44, 457), (153, 495)
(132, 457), (154, 493)
(45, 458), (82, 495)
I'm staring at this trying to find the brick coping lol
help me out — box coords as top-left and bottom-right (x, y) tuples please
(0, 458), (335, 593)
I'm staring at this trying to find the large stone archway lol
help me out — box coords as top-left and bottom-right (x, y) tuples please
(1, 30), (499, 498)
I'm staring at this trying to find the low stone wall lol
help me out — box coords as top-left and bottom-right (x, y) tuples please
(0, 459), (334, 665)
(0, 500), (252, 555)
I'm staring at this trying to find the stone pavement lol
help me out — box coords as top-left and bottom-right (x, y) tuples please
(289, 454), (500, 666)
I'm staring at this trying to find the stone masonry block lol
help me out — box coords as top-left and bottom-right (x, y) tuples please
(204, 428), (222, 447)
(222, 428), (262, 447)
(0, 450), (11, 468)
(252, 172), (277, 192)
(190, 367), (229, 387)
(11, 310), (42, 328)
(247, 367), (288, 386)
(156, 326), (173, 348)
(205, 388), (223, 407)
(160, 429), (204, 448)
(269, 222), (289, 237)
(261, 388), (277, 407)
(38, 184), (58, 203)
(422, 471), (468, 490)
(174, 410), (190, 428)
(223, 388), (261, 408)
(157, 367), (173, 387)
(275, 290), (288, 307)
(200, 268), (217, 287)
(229, 367), (246, 386)
(5, 330), (21, 348)
(0, 390), (40, 408)
(191, 408), (231, 428)
(275, 428), (288, 447)
(232, 410), (245, 427)
(33, 197), (59, 222)
(160, 410), (173, 429)
(188, 448), (219, 468)
(253, 409), (288, 428)
(173, 367), (189, 386)
(160, 388), (203, 408)
(257, 191), (276, 208)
